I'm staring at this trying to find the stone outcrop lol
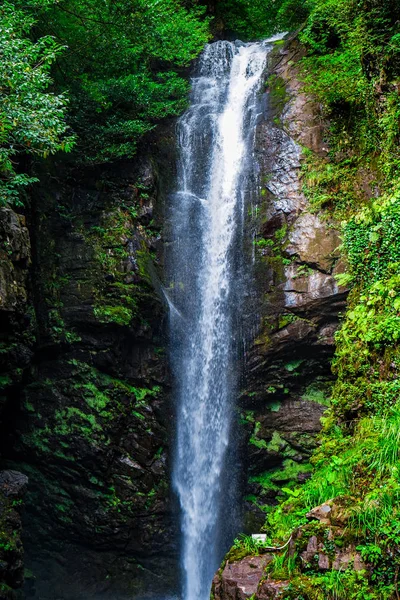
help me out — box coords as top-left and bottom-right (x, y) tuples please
(256, 580), (289, 600)
(0, 208), (31, 313)
(212, 555), (273, 600)
(240, 36), (347, 528)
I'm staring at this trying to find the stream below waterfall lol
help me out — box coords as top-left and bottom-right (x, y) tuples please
(166, 36), (280, 600)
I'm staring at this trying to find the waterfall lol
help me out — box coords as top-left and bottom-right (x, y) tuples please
(167, 39), (271, 600)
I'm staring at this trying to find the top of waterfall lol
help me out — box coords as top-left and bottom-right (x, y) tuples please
(197, 38), (271, 80)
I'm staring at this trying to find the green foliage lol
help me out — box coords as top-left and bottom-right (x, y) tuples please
(0, 1), (74, 204)
(301, 384), (330, 406)
(0, 0), (210, 202)
(83, 205), (161, 328)
(26, 0), (210, 163)
(328, 193), (400, 420)
(283, 569), (396, 599)
(334, 273), (400, 367)
(22, 359), (162, 460)
(297, 0), (400, 220)
(0, 375), (11, 391)
(93, 305), (132, 326)
(257, 393), (400, 593)
(343, 194), (400, 286)
(266, 549), (298, 580)
(216, 0), (308, 39)
(229, 533), (276, 561)
(250, 460), (312, 500)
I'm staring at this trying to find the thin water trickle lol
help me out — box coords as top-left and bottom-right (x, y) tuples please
(167, 38), (278, 600)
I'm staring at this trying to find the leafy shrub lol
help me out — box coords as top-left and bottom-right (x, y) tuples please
(215, 0), (309, 39)
(0, 1), (74, 204)
(26, 0), (210, 163)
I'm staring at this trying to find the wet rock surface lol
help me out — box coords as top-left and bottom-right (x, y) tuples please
(0, 206), (33, 422)
(241, 37), (347, 527)
(0, 205), (33, 596)
(257, 580), (289, 599)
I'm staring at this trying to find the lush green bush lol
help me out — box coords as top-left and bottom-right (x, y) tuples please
(0, 1), (74, 205)
(0, 0), (210, 204)
(27, 0), (210, 163)
(215, 0), (309, 39)
(301, 0), (400, 179)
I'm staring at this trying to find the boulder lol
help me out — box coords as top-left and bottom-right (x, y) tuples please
(257, 580), (289, 599)
(212, 555), (273, 600)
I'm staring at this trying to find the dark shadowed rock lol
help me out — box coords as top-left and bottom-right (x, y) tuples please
(0, 470), (28, 598)
(0, 208), (30, 312)
(0, 126), (179, 598)
(0, 471), (28, 498)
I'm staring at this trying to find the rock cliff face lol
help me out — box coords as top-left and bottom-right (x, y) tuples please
(0, 129), (179, 598)
(214, 37), (348, 597)
(0, 205), (32, 599)
(0, 206), (33, 420)
(212, 554), (274, 600)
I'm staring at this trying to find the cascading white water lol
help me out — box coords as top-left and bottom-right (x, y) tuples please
(167, 39), (272, 600)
